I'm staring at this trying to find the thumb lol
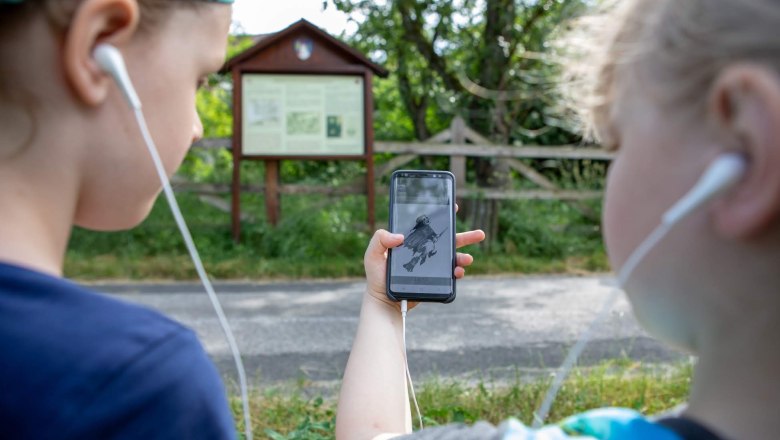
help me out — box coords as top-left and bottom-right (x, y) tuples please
(366, 229), (404, 258)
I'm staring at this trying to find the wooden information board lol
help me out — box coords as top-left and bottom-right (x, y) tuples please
(222, 19), (388, 241)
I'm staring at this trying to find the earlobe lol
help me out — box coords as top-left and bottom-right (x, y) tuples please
(63, 0), (139, 106)
(709, 65), (780, 239)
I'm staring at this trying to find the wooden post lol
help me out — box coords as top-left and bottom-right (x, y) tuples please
(231, 68), (243, 243)
(265, 160), (281, 226)
(367, 158), (375, 232)
(231, 152), (241, 242)
(365, 72), (376, 232)
(450, 117), (467, 184)
(450, 116), (467, 203)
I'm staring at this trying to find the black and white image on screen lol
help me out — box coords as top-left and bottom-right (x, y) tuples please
(390, 176), (453, 294)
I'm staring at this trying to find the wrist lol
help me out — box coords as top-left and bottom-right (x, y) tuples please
(363, 290), (403, 315)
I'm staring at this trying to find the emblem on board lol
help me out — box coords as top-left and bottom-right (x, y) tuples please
(294, 38), (314, 61)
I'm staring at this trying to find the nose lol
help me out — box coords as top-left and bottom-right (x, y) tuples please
(192, 109), (204, 144)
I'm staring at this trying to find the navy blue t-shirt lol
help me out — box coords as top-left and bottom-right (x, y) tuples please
(0, 262), (237, 439)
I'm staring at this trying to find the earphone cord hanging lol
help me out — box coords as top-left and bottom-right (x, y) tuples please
(401, 300), (424, 431)
(132, 108), (253, 440)
(531, 222), (673, 429)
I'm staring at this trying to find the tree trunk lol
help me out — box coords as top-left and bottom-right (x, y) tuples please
(396, 51), (431, 140)
(463, 0), (516, 249)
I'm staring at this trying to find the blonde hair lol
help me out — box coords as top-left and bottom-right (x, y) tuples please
(562, 0), (780, 142)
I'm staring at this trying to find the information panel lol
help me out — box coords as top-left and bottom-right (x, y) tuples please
(241, 74), (365, 156)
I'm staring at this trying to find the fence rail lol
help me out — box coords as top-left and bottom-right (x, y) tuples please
(186, 116), (613, 225)
(188, 135), (612, 205)
(375, 142), (614, 161)
(192, 138), (614, 161)
(187, 117), (615, 236)
(187, 134), (614, 202)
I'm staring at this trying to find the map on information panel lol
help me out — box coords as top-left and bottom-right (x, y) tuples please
(241, 74), (365, 156)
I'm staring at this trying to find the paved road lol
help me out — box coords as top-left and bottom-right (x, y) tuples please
(95, 276), (685, 386)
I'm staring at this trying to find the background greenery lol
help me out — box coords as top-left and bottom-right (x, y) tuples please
(65, 189), (607, 280)
(65, 0), (611, 280)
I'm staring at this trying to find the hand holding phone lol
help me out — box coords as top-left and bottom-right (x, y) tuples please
(363, 229), (485, 309)
(386, 170), (458, 303)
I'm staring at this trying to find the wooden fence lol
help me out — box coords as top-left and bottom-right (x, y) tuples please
(186, 118), (613, 204)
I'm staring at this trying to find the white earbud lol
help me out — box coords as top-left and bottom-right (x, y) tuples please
(662, 153), (748, 226)
(93, 43), (141, 110)
(616, 152), (748, 286)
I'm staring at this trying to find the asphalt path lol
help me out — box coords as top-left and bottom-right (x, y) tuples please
(95, 275), (686, 386)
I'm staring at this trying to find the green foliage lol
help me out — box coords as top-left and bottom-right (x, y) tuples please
(178, 148), (234, 183)
(197, 84), (232, 138)
(259, 197), (369, 260)
(231, 388), (335, 440)
(334, 0), (588, 144)
(263, 398), (334, 440)
(416, 361), (692, 428)
(497, 200), (602, 258)
(64, 191), (609, 280)
(196, 35), (255, 138)
(372, 77), (417, 141)
(231, 361), (692, 438)
(227, 35), (257, 59)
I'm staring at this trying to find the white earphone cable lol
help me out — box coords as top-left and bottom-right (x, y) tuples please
(531, 222), (672, 428)
(532, 154), (748, 427)
(132, 108), (253, 440)
(401, 300), (424, 431)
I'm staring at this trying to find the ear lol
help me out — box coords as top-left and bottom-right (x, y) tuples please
(63, 0), (139, 106)
(709, 64), (780, 239)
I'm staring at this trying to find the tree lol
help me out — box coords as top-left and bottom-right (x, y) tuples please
(334, 0), (588, 244)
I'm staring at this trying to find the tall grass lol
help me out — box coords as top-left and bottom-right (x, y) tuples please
(65, 192), (608, 280)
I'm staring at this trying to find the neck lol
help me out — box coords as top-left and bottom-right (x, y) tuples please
(686, 307), (780, 440)
(0, 135), (80, 277)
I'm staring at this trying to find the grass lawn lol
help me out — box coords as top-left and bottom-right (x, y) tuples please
(233, 360), (692, 439)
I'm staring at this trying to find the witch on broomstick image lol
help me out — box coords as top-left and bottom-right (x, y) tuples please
(402, 214), (448, 272)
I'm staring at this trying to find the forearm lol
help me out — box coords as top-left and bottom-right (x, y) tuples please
(336, 292), (411, 440)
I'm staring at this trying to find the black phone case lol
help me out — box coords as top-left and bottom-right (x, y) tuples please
(386, 170), (457, 303)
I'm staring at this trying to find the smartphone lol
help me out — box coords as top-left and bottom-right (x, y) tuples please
(386, 170), (457, 303)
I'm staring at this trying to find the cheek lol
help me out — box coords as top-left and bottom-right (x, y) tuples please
(148, 91), (198, 175)
(74, 153), (160, 231)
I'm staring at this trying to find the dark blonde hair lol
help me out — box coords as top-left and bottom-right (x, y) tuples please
(0, 0), (206, 32)
(0, 0), (208, 157)
(562, 0), (780, 142)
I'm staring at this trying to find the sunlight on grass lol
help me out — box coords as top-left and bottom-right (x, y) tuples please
(230, 361), (691, 439)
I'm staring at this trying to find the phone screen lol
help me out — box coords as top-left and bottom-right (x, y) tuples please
(389, 172), (455, 299)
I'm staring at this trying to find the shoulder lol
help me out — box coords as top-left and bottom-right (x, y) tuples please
(0, 262), (193, 369)
(66, 326), (236, 439)
(0, 263), (236, 439)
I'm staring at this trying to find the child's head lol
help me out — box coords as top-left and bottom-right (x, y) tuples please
(569, 0), (780, 353)
(0, 0), (231, 231)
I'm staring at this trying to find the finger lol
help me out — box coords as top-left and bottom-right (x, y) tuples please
(366, 229), (404, 258)
(455, 203), (459, 213)
(454, 266), (466, 279)
(456, 230), (486, 248)
(457, 253), (474, 267)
